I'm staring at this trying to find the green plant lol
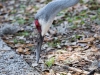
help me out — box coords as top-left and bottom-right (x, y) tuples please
(20, 5), (26, 10)
(70, 25), (78, 29)
(13, 38), (25, 44)
(47, 39), (60, 48)
(45, 57), (55, 68)
(16, 18), (26, 25)
(70, 34), (82, 42)
(19, 39), (25, 44)
(18, 31), (30, 36)
(22, 31), (29, 36)
(13, 39), (18, 44)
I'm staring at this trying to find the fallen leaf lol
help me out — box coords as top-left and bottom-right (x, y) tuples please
(49, 69), (55, 75)
(66, 46), (73, 51)
(57, 54), (67, 61)
(91, 46), (98, 52)
(44, 36), (53, 42)
(0, 3), (3, 8)
(26, 5), (32, 11)
(49, 29), (57, 35)
(24, 48), (31, 54)
(26, 43), (34, 47)
(25, 51), (31, 55)
(16, 47), (23, 53)
(78, 37), (95, 43)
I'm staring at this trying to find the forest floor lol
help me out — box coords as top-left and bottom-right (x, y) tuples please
(0, 0), (100, 75)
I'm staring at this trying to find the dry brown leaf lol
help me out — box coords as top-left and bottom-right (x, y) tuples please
(78, 37), (95, 43)
(25, 51), (31, 55)
(43, 69), (55, 75)
(16, 47), (31, 54)
(67, 73), (71, 75)
(26, 44), (34, 47)
(66, 52), (81, 63)
(57, 54), (68, 61)
(44, 36), (53, 42)
(24, 48), (31, 55)
(49, 29), (57, 35)
(56, 72), (67, 75)
(79, 60), (87, 66)
(30, 8), (35, 13)
(91, 46), (98, 52)
(43, 71), (49, 75)
(72, 45), (78, 48)
(0, 3), (3, 8)
(24, 48), (29, 52)
(54, 50), (69, 61)
(16, 44), (33, 48)
(49, 69), (55, 75)
(16, 47), (23, 53)
(74, 47), (83, 51)
(26, 5), (33, 11)
(4, 40), (13, 44)
(18, 44), (25, 47)
(36, 0), (40, 2)
(56, 73), (60, 75)
(66, 46), (73, 51)
(94, 35), (100, 40)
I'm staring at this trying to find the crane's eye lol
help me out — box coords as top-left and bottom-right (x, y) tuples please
(35, 20), (41, 32)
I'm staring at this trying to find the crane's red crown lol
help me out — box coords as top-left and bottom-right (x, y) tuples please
(35, 20), (41, 32)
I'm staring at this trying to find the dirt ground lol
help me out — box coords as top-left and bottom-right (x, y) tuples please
(0, 0), (100, 75)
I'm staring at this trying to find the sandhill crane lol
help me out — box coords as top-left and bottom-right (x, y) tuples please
(34, 0), (79, 63)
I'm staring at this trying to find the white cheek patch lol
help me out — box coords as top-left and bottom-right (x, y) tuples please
(39, 19), (53, 36)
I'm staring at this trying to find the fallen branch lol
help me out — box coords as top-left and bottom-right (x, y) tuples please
(87, 70), (96, 75)
(58, 64), (100, 75)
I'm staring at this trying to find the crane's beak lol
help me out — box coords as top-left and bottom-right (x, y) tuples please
(36, 32), (44, 63)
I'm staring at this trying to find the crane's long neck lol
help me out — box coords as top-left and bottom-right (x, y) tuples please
(35, 0), (79, 21)
(48, 0), (79, 20)
(35, 0), (79, 36)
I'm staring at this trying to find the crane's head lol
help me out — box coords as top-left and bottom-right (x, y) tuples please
(35, 18), (52, 36)
(34, 19), (43, 63)
(34, 18), (52, 63)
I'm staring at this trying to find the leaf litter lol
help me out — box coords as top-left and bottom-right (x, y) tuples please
(0, 0), (100, 75)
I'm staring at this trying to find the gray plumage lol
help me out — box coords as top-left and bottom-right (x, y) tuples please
(35, 0), (79, 63)
(35, 0), (79, 22)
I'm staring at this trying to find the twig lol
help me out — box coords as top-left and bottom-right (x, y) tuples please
(34, 66), (42, 73)
(58, 64), (100, 75)
(87, 70), (96, 75)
